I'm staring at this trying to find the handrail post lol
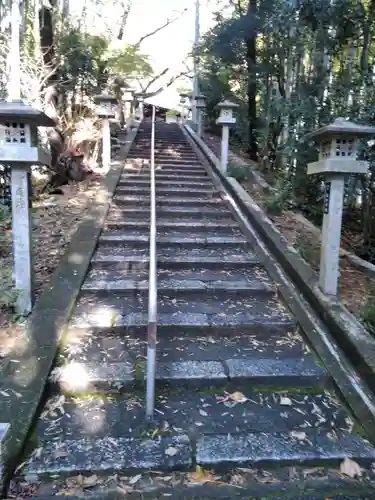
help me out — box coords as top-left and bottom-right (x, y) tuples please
(146, 105), (157, 420)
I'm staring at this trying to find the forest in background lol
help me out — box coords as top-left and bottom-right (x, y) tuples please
(199, 0), (375, 263)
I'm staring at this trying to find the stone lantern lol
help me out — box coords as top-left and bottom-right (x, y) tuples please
(306, 117), (375, 295)
(216, 100), (239, 175)
(194, 94), (206, 136)
(94, 94), (117, 172)
(134, 93), (145, 121)
(121, 87), (135, 126)
(0, 100), (55, 314)
(179, 93), (188, 124)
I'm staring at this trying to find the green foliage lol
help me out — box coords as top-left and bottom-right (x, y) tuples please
(107, 45), (153, 79)
(0, 203), (11, 258)
(0, 204), (16, 310)
(0, 268), (17, 310)
(264, 178), (293, 215)
(361, 294), (375, 336)
(57, 27), (153, 97)
(57, 28), (110, 94)
(227, 162), (250, 182)
(200, 0), (375, 256)
(294, 233), (321, 269)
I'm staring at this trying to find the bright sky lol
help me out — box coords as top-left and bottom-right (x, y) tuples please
(70, 0), (218, 108)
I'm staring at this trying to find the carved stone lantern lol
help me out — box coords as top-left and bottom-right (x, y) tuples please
(179, 93), (188, 123)
(93, 94), (116, 119)
(215, 100), (239, 175)
(121, 87), (135, 126)
(0, 100), (55, 314)
(194, 94), (206, 136)
(306, 117), (375, 295)
(94, 94), (117, 172)
(134, 93), (145, 121)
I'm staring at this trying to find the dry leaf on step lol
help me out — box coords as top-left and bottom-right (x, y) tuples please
(340, 458), (362, 478)
(290, 431), (306, 441)
(229, 391), (247, 403)
(83, 475), (99, 488)
(54, 449), (69, 459)
(188, 465), (222, 484)
(280, 396), (292, 406)
(165, 446), (178, 456)
(129, 473), (142, 485)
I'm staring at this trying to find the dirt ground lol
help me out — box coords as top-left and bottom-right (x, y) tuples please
(0, 174), (104, 359)
(203, 133), (375, 319)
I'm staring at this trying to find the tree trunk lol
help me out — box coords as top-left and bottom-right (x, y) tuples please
(245, 0), (257, 161)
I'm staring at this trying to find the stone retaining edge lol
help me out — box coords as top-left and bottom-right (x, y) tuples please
(0, 122), (141, 492)
(183, 123), (375, 442)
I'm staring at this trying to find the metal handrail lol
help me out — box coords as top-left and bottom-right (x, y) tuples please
(146, 105), (157, 420)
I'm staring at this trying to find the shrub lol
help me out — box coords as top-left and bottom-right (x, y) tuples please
(264, 178), (293, 215)
(227, 162), (249, 182)
(361, 294), (375, 336)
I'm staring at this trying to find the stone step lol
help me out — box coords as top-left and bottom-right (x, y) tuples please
(127, 151), (198, 157)
(81, 267), (274, 296)
(99, 233), (248, 248)
(20, 428), (375, 478)
(125, 161), (204, 169)
(51, 327), (326, 393)
(70, 293), (296, 336)
(122, 167), (206, 177)
(36, 389), (343, 442)
(127, 158), (202, 166)
(92, 245), (259, 269)
(112, 195), (225, 207)
(104, 220), (238, 233)
(59, 329), (309, 366)
(120, 173), (209, 182)
(106, 207), (234, 220)
(115, 186), (219, 197)
(21, 435), (191, 477)
(17, 482), (375, 500)
(118, 178), (212, 188)
(132, 142), (190, 146)
(50, 357), (326, 394)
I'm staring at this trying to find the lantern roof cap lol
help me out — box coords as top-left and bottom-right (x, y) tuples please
(93, 94), (117, 104)
(216, 99), (239, 110)
(179, 92), (189, 98)
(0, 100), (55, 126)
(305, 117), (375, 142)
(194, 94), (206, 100)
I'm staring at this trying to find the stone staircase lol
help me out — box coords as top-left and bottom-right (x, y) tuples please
(12, 122), (375, 498)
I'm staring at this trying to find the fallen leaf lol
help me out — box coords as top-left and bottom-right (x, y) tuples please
(188, 465), (222, 485)
(54, 449), (69, 458)
(129, 473), (142, 485)
(280, 396), (292, 406)
(290, 431), (306, 441)
(199, 409), (208, 417)
(229, 391), (247, 403)
(340, 457), (362, 478)
(165, 446), (178, 457)
(83, 474), (98, 488)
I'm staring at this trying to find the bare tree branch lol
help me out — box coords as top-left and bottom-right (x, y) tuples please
(142, 67), (169, 92)
(118, 0), (133, 40)
(134, 9), (187, 48)
(143, 69), (192, 98)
